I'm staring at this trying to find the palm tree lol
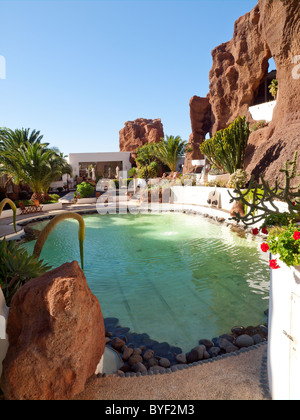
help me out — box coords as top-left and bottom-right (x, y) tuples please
(17, 143), (72, 202)
(153, 135), (187, 172)
(0, 128), (72, 202)
(0, 127), (48, 185)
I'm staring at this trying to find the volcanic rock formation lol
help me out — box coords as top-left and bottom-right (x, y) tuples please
(184, 0), (300, 182)
(183, 96), (211, 174)
(1, 261), (105, 400)
(119, 118), (164, 157)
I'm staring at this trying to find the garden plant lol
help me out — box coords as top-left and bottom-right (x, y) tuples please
(229, 152), (300, 269)
(200, 116), (250, 174)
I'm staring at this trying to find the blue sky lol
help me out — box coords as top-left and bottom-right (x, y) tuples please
(0, 0), (261, 154)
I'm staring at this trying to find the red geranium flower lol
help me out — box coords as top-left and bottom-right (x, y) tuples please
(261, 227), (268, 235)
(261, 243), (270, 252)
(252, 228), (259, 235)
(293, 230), (300, 241)
(270, 259), (280, 269)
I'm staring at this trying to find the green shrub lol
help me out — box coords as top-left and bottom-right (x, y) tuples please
(250, 120), (267, 132)
(128, 167), (137, 177)
(49, 194), (60, 202)
(76, 182), (95, 198)
(267, 224), (300, 267)
(137, 162), (159, 180)
(0, 239), (51, 306)
(200, 116), (250, 174)
(269, 79), (278, 99)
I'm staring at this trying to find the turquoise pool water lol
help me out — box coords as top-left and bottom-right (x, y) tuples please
(23, 213), (269, 352)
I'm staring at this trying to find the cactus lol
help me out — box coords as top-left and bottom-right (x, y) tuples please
(0, 198), (17, 233)
(33, 212), (85, 269)
(200, 116), (250, 174)
(229, 151), (300, 226)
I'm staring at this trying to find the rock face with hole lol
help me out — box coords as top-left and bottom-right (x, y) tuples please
(184, 0), (300, 184)
(183, 96), (211, 174)
(0, 261), (105, 400)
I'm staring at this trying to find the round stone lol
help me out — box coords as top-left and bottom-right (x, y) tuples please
(235, 334), (254, 348)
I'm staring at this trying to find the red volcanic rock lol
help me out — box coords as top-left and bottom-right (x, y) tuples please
(208, 4), (271, 134)
(183, 96), (211, 174)
(1, 261), (105, 400)
(244, 0), (300, 185)
(119, 118), (164, 152)
(190, 1), (300, 184)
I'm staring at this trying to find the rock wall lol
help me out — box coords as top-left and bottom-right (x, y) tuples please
(183, 96), (211, 173)
(119, 118), (164, 155)
(245, 0), (300, 183)
(185, 0), (300, 183)
(1, 261), (105, 400)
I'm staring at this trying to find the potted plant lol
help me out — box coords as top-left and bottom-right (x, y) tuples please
(230, 152), (300, 400)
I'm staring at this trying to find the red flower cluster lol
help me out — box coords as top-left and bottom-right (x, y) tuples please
(269, 259), (280, 269)
(252, 227), (268, 235)
(293, 230), (300, 241)
(261, 243), (269, 252)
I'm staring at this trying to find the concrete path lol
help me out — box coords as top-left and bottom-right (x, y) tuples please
(74, 344), (270, 400)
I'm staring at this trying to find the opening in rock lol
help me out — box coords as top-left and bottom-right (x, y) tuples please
(253, 58), (277, 106)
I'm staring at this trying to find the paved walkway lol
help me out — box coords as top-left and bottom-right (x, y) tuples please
(74, 344), (270, 400)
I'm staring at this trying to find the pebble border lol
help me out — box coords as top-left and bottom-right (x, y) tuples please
(14, 205), (270, 395)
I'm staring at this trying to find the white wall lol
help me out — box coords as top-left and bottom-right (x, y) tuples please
(68, 152), (132, 178)
(249, 100), (277, 122)
(171, 186), (235, 211)
(268, 261), (300, 400)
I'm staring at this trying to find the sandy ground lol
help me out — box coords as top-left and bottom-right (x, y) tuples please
(74, 344), (270, 401)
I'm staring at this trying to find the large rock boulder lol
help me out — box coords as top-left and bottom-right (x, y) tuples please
(119, 118), (164, 154)
(0, 261), (105, 400)
(183, 96), (211, 173)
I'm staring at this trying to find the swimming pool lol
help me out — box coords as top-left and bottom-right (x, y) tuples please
(23, 213), (269, 352)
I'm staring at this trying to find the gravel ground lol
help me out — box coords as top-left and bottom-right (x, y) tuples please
(74, 344), (270, 401)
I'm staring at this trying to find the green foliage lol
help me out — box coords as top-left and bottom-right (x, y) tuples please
(241, 187), (264, 216)
(128, 167), (137, 177)
(135, 143), (156, 167)
(0, 239), (51, 306)
(200, 116), (250, 174)
(250, 120), (267, 132)
(267, 225), (300, 267)
(229, 151), (300, 226)
(0, 128), (72, 196)
(49, 194), (60, 202)
(153, 135), (187, 172)
(137, 162), (158, 179)
(76, 182), (95, 198)
(262, 212), (297, 228)
(269, 79), (278, 99)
